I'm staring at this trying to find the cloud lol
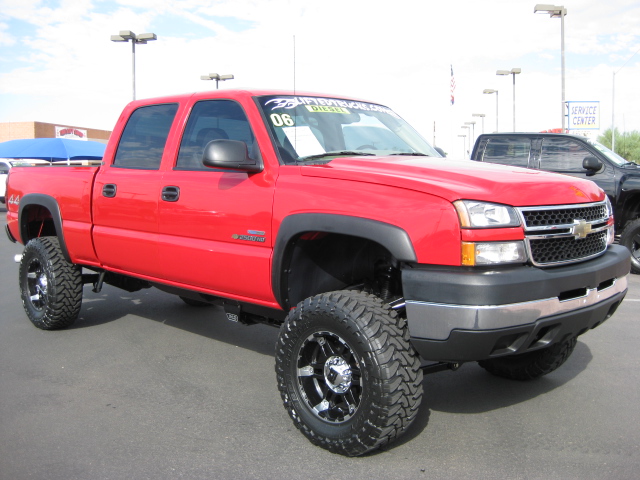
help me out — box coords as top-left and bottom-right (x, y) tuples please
(0, 0), (639, 155)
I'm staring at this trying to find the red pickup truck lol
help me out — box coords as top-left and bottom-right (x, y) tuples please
(4, 89), (630, 456)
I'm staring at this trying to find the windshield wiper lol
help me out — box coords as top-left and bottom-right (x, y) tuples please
(389, 152), (430, 157)
(298, 151), (377, 162)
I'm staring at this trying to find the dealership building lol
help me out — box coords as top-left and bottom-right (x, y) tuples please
(0, 121), (111, 144)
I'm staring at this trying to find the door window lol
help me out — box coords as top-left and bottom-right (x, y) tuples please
(175, 100), (258, 170)
(540, 137), (591, 173)
(113, 103), (179, 169)
(481, 138), (531, 167)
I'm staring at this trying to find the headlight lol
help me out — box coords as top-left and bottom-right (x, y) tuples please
(462, 241), (527, 266)
(454, 200), (521, 228)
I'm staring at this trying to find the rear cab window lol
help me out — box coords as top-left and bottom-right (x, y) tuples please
(481, 137), (532, 167)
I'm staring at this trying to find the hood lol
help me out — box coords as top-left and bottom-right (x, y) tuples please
(300, 156), (604, 207)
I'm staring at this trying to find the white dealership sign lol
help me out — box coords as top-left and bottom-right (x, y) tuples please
(567, 101), (600, 130)
(55, 126), (88, 140)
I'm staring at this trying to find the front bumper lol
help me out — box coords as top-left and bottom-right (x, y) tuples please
(403, 244), (630, 362)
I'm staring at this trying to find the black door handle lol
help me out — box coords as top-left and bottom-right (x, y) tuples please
(161, 186), (180, 202)
(102, 184), (117, 198)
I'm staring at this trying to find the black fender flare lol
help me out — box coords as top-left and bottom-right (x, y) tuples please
(18, 193), (71, 262)
(272, 213), (417, 309)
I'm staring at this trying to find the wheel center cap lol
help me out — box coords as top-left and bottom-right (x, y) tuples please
(324, 356), (352, 394)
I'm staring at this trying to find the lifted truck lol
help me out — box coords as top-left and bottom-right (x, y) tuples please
(471, 132), (640, 273)
(5, 89), (630, 456)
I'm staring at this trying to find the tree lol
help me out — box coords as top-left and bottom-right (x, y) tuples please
(597, 128), (640, 163)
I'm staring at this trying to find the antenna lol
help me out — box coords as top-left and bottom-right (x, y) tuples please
(293, 35), (296, 95)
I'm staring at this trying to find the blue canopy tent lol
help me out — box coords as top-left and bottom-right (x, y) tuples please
(0, 138), (106, 161)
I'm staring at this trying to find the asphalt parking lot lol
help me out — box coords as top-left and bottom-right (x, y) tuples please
(1, 206), (640, 480)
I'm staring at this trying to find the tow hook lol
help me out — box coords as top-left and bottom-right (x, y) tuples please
(421, 362), (462, 375)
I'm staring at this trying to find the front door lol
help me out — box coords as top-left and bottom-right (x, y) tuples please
(158, 99), (277, 304)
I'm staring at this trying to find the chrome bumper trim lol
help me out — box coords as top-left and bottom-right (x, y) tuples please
(405, 275), (627, 341)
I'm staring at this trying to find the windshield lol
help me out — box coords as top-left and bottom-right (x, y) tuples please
(256, 95), (440, 164)
(587, 139), (635, 166)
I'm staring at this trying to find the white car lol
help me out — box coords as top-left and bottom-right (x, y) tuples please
(0, 160), (10, 204)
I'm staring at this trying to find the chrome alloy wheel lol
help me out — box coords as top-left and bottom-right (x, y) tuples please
(26, 257), (48, 310)
(296, 331), (363, 424)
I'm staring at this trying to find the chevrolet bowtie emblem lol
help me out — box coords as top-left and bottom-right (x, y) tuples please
(572, 219), (592, 239)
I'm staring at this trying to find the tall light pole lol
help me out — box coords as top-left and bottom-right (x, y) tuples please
(472, 113), (486, 134)
(534, 4), (567, 131)
(461, 125), (471, 156)
(201, 73), (235, 89)
(458, 134), (467, 158)
(110, 30), (157, 101)
(465, 121), (476, 147)
(497, 68), (521, 131)
(612, 46), (640, 153)
(483, 89), (499, 132)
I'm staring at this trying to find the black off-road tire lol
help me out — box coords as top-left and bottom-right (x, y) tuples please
(19, 237), (83, 330)
(478, 336), (577, 381)
(620, 218), (640, 274)
(276, 291), (423, 456)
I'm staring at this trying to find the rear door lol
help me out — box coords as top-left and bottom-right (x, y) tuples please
(92, 103), (179, 278)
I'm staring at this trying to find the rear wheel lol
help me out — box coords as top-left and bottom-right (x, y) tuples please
(276, 291), (423, 456)
(19, 237), (83, 330)
(478, 336), (577, 381)
(620, 218), (640, 274)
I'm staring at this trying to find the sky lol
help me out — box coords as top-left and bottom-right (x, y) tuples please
(1, 0), (639, 158)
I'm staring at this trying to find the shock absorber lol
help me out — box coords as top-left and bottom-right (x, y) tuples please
(378, 265), (394, 302)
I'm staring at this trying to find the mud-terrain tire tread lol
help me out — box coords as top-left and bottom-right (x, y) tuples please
(275, 290), (423, 456)
(478, 336), (577, 381)
(19, 236), (83, 330)
(620, 218), (640, 274)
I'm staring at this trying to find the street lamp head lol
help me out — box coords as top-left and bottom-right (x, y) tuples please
(483, 89), (498, 94)
(511, 68), (522, 74)
(111, 31), (157, 43)
(496, 70), (510, 76)
(472, 113), (486, 118)
(465, 121), (476, 125)
(201, 73), (234, 82)
(137, 33), (157, 42)
(534, 4), (567, 17)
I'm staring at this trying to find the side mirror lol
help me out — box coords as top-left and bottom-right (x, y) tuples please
(434, 146), (446, 158)
(582, 156), (603, 176)
(202, 139), (263, 173)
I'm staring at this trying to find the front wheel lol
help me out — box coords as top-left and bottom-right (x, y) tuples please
(276, 291), (423, 456)
(620, 218), (640, 274)
(478, 336), (577, 381)
(19, 237), (83, 330)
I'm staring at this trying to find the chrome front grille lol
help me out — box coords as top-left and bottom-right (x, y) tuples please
(520, 204), (607, 227)
(517, 201), (612, 267)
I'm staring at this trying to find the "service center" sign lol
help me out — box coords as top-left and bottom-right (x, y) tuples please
(567, 101), (600, 130)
